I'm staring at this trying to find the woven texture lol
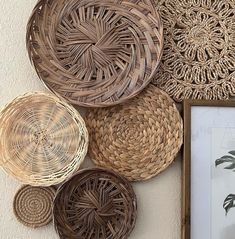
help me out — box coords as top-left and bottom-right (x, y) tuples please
(152, 0), (235, 101)
(85, 85), (183, 181)
(13, 185), (56, 228)
(53, 168), (137, 239)
(26, 0), (163, 107)
(0, 92), (88, 186)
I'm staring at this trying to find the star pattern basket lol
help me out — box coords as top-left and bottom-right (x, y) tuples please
(85, 85), (183, 181)
(13, 185), (56, 228)
(26, 0), (163, 107)
(152, 0), (235, 101)
(53, 168), (137, 239)
(0, 92), (88, 186)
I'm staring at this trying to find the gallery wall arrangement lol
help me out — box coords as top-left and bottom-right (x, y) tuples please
(1, 0), (235, 238)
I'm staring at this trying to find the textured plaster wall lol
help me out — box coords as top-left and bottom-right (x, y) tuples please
(0, 1), (182, 238)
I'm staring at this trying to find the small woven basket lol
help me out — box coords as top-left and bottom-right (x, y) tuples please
(0, 92), (88, 186)
(53, 168), (137, 239)
(85, 85), (183, 181)
(27, 0), (163, 107)
(13, 185), (56, 228)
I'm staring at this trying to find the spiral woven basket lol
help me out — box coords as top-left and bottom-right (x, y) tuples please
(85, 85), (183, 181)
(53, 168), (137, 239)
(26, 0), (163, 107)
(152, 0), (235, 101)
(13, 185), (56, 228)
(0, 92), (88, 186)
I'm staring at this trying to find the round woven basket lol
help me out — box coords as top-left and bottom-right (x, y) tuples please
(85, 85), (183, 181)
(0, 92), (88, 186)
(53, 168), (137, 239)
(152, 0), (235, 101)
(13, 185), (56, 228)
(26, 0), (163, 107)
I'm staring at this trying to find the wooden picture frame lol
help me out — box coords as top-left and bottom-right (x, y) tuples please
(182, 99), (235, 239)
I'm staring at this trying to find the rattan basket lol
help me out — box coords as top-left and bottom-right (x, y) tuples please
(0, 92), (88, 186)
(26, 0), (163, 107)
(13, 185), (56, 228)
(86, 85), (183, 181)
(53, 168), (137, 239)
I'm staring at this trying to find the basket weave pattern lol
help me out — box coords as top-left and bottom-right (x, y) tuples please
(86, 85), (183, 181)
(153, 0), (235, 101)
(27, 0), (163, 107)
(0, 92), (88, 186)
(13, 185), (56, 228)
(53, 168), (137, 239)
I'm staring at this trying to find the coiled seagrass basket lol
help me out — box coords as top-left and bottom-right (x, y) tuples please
(0, 92), (88, 186)
(53, 168), (137, 239)
(13, 185), (56, 228)
(26, 0), (163, 107)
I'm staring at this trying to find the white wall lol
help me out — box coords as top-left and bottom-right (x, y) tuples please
(0, 1), (182, 238)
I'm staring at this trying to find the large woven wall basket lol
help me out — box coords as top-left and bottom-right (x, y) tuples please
(53, 168), (137, 239)
(0, 92), (88, 186)
(26, 0), (163, 107)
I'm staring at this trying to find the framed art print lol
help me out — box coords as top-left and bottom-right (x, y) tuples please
(183, 100), (235, 239)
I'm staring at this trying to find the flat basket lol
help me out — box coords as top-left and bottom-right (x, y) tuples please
(0, 92), (88, 186)
(26, 0), (163, 107)
(13, 185), (56, 228)
(85, 85), (183, 181)
(53, 168), (137, 239)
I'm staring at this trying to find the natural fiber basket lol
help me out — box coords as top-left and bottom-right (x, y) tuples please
(26, 0), (163, 107)
(85, 85), (183, 181)
(0, 92), (88, 186)
(152, 0), (235, 101)
(13, 185), (56, 228)
(53, 168), (137, 239)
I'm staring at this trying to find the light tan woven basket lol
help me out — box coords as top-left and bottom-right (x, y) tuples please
(26, 0), (163, 107)
(0, 92), (88, 186)
(86, 85), (183, 181)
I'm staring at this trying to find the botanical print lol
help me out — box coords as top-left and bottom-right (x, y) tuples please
(211, 128), (235, 239)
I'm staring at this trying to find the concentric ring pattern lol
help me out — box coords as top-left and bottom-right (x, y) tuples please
(13, 185), (56, 228)
(86, 85), (183, 181)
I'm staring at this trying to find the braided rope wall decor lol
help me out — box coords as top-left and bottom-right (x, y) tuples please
(0, 92), (88, 186)
(53, 168), (137, 239)
(85, 85), (183, 181)
(26, 0), (163, 107)
(152, 0), (235, 101)
(13, 185), (56, 228)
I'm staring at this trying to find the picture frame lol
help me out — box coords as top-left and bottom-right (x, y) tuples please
(182, 100), (235, 239)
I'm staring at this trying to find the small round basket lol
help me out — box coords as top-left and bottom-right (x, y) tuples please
(0, 92), (88, 186)
(85, 85), (183, 181)
(13, 185), (56, 228)
(53, 168), (137, 239)
(26, 0), (163, 107)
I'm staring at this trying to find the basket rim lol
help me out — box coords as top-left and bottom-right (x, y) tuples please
(0, 91), (89, 186)
(52, 167), (138, 237)
(26, 0), (164, 107)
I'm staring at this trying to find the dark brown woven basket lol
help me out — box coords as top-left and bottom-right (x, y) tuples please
(26, 0), (163, 107)
(53, 168), (137, 239)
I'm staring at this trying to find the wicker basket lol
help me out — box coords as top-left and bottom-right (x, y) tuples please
(53, 168), (137, 239)
(26, 0), (163, 107)
(13, 185), (56, 228)
(0, 92), (88, 186)
(85, 85), (183, 181)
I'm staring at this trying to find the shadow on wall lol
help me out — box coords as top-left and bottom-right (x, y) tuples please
(221, 224), (235, 239)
